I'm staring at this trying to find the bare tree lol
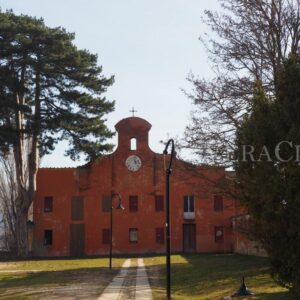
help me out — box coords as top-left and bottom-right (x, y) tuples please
(184, 0), (300, 165)
(0, 154), (18, 253)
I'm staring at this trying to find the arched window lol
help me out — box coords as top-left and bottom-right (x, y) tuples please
(130, 138), (137, 150)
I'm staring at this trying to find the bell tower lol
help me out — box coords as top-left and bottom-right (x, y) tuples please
(114, 117), (152, 152)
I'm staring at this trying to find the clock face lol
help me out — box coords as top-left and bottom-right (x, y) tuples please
(125, 155), (142, 171)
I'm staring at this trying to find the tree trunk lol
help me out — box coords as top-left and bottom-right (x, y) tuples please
(15, 204), (29, 256)
(13, 65), (41, 257)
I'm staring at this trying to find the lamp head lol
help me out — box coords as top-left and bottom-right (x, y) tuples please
(116, 201), (125, 210)
(115, 194), (125, 210)
(111, 193), (125, 210)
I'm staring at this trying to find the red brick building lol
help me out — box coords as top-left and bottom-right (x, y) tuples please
(33, 116), (242, 256)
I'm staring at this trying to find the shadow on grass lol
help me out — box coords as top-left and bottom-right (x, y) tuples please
(0, 267), (119, 289)
(146, 254), (292, 300)
(0, 253), (142, 263)
(257, 291), (294, 300)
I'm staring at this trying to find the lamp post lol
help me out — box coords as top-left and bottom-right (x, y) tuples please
(109, 192), (125, 269)
(163, 139), (175, 300)
(232, 276), (254, 297)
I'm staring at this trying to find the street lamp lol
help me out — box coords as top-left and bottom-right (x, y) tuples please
(232, 276), (254, 297)
(163, 139), (175, 300)
(109, 192), (125, 269)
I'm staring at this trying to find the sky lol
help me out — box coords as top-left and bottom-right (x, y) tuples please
(0, 0), (220, 167)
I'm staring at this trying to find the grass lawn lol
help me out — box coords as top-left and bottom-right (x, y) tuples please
(0, 257), (125, 300)
(144, 254), (293, 300)
(0, 254), (294, 300)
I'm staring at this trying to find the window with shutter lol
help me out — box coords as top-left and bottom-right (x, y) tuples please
(102, 195), (111, 212)
(214, 195), (223, 212)
(129, 196), (138, 212)
(215, 226), (224, 243)
(44, 196), (53, 213)
(155, 195), (164, 212)
(102, 229), (110, 244)
(44, 230), (53, 245)
(183, 195), (194, 212)
(129, 228), (138, 243)
(71, 196), (84, 220)
(155, 228), (164, 244)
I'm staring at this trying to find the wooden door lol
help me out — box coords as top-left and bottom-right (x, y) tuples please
(70, 224), (85, 256)
(183, 224), (196, 253)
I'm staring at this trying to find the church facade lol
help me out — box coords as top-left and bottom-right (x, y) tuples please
(33, 116), (242, 256)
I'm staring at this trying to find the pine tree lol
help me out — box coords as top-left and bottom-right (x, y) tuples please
(0, 10), (115, 256)
(235, 55), (300, 293)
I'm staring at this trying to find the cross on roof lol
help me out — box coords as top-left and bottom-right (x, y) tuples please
(129, 107), (137, 117)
